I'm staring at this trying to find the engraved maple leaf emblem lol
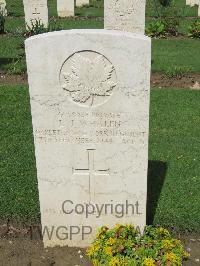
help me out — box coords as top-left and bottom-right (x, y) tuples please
(62, 53), (117, 106)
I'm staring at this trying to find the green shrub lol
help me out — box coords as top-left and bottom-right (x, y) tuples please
(159, 1), (183, 19)
(159, 0), (171, 7)
(25, 18), (64, 36)
(188, 19), (200, 39)
(90, 0), (103, 8)
(0, 12), (5, 34)
(48, 18), (63, 32)
(163, 17), (179, 36)
(146, 20), (166, 38)
(25, 19), (47, 36)
(147, 17), (180, 38)
(87, 224), (190, 266)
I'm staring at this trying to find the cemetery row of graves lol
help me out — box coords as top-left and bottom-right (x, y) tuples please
(0, 0), (200, 265)
(0, 0), (200, 76)
(0, 0), (199, 237)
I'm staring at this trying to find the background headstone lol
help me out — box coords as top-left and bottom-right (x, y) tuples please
(0, 0), (7, 16)
(25, 29), (151, 247)
(57, 0), (74, 17)
(104, 0), (146, 34)
(76, 0), (90, 7)
(186, 0), (200, 16)
(23, 0), (48, 29)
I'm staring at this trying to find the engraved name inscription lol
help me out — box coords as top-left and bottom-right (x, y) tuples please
(34, 111), (147, 145)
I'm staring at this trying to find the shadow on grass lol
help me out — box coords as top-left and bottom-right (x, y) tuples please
(0, 58), (15, 69)
(147, 160), (167, 225)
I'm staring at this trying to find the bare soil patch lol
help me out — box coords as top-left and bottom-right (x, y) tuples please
(0, 238), (92, 266)
(1, 71), (200, 89)
(0, 72), (27, 86)
(0, 223), (199, 266)
(151, 72), (200, 89)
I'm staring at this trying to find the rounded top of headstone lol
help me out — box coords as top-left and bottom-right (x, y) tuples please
(25, 29), (151, 44)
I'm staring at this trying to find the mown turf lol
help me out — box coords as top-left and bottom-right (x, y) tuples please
(0, 36), (24, 69)
(1, 0), (199, 76)
(4, 16), (197, 35)
(1, 34), (200, 74)
(152, 39), (200, 73)
(146, 0), (199, 17)
(5, 0), (104, 17)
(149, 88), (200, 232)
(5, 0), (200, 17)
(0, 85), (200, 231)
(0, 85), (39, 222)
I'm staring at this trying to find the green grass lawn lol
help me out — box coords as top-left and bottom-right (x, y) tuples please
(3, 0), (199, 39)
(4, 16), (197, 35)
(149, 88), (200, 232)
(0, 85), (200, 231)
(4, 17), (104, 34)
(5, 0), (200, 17)
(146, 0), (199, 17)
(1, 0), (199, 76)
(152, 39), (200, 73)
(0, 85), (39, 222)
(1, 34), (200, 74)
(5, 0), (104, 17)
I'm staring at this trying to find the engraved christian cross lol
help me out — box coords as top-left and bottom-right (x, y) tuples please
(32, 8), (40, 15)
(73, 149), (110, 202)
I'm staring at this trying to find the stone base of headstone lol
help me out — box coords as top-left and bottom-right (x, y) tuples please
(23, 0), (49, 29)
(104, 0), (146, 34)
(57, 0), (74, 17)
(186, 0), (200, 16)
(76, 0), (90, 7)
(0, 0), (7, 16)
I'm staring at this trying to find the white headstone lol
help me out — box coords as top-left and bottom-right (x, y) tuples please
(76, 0), (89, 7)
(104, 0), (146, 34)
(57, 0), (74, 17)
(186, 0), (200, 16)
(25, 29), (151, 247)
(0, 0), (7, 16)
(23, 0), (48, 29)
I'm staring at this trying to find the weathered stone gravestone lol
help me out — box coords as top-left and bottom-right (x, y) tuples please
(76, 0), (89, 7)
(26, 29), (151, 247)
(57, 0), (74, 17)
(186, 0), (200, 16)
(23, 0), (48, 29)
(104, 0), (146, 33)
(0, 0), (7, 16)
